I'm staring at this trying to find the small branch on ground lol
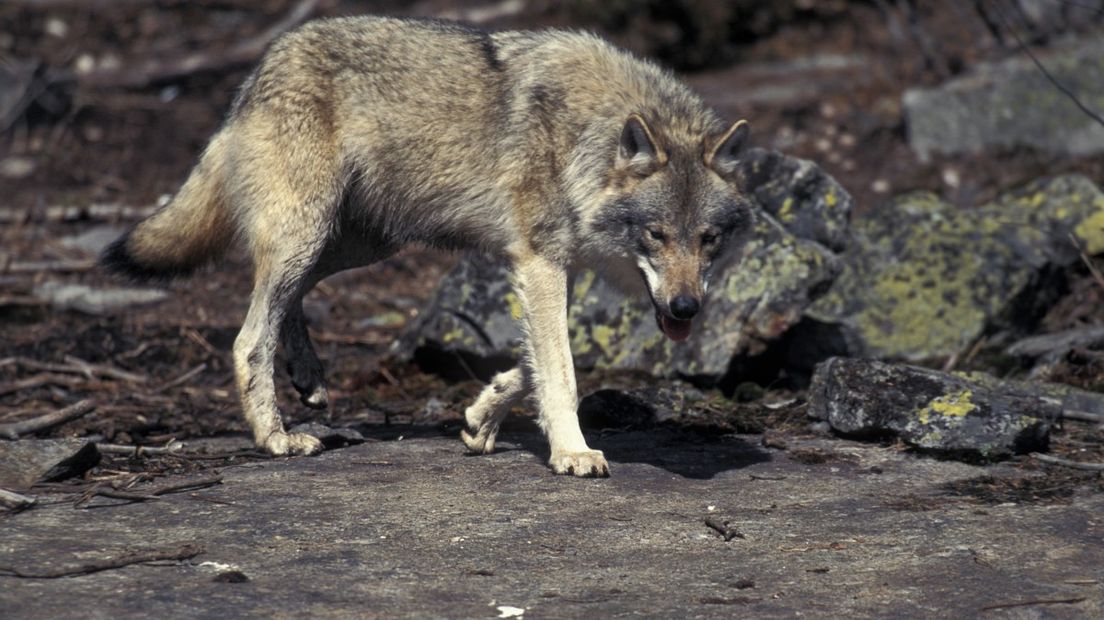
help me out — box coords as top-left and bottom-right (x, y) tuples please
(0, 399), (97, 440)
(704, 517), (746, 541)
(96, 441), (184, 457)
(153, 363), (207, 393)
(0, 373), (83, 397)
(0, 543), (204, 579)
(0, 260), (97, 274)
(1031, 453), (1104, 471)
(1062, 409), (1104, 424)
(0, 488), (37, 510)
(0, 204), (157, 225)
(980, 596), (1087, 611)
(77, 475), (223, 508)
(1071, 234), (1104, 293)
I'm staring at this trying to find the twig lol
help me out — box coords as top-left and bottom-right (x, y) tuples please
(5, 356), (147, 383)
(986, 0), (1104, 131)
(0, 488), (37, 510)
(704, 517), (746, 541)
(1063, 409), (1104, 424)
(0, 204), (157, 225)
(981, 596), (1086, 611)
(154, 363), (207, 393)
(63, 0), (318, 89)
(0, 260), (97, 274)
(96, 441), (184, 456)
(0, 399), (97, 440)
(1032, 453), (1104, 471)
(0, 373), (83, 397)
(0, 543), (203, 579)
(78, 475), (224, 507)
(1070, 234), (1104, 293)
(1006, 325), (1104, 358)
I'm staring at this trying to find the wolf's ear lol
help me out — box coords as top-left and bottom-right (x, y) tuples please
(706, 119), (750, 177)
(617, 114), (666, 175)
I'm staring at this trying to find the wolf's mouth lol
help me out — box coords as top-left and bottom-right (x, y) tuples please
(655, 309), (693, 341)
(639, 267), (694, 341)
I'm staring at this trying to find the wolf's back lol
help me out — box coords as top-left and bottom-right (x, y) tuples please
(101, 132), (235, 281)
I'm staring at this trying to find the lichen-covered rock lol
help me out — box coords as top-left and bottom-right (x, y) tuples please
(904, 38), (1104, 160)
(739, 148), (853, 252)
(802, 175), (1104, 361)
(396, 219), (838, 380)
(396, 149), (849, 380)
(808, 358), (1057, 459)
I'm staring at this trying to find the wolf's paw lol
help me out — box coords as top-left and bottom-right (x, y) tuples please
(264, 431), (324, 456)
(550, 450), (610, 478)
(460, 426), (498, 455)
(299, 385), (329, 410)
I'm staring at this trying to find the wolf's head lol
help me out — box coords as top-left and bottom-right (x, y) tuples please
(591, 114), (754, 341)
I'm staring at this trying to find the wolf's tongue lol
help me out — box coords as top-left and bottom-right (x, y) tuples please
(659, 314), (693, 341)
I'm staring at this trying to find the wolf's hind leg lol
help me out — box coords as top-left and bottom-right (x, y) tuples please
(281, 300), (328, 410)
(461, 367), (527, 454)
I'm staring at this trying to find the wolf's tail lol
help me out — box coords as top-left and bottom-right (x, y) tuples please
(101, 132), (235, 281)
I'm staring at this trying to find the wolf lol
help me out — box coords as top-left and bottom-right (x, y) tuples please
(101, 16), (754, 477)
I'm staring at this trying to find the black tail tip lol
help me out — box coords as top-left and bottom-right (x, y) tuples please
(99, 230), (185, 283)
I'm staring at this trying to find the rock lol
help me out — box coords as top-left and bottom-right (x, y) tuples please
(0, 440), (101, 489)
(287, 423), (365, 450)
(808, 358), (1058, 459)
(799, 175), (1104, 363)
(395, 149), (846, 381)
(738, 148), (853, 252)
(904, 39), (1104, 160)
(33, 282), (168, 315)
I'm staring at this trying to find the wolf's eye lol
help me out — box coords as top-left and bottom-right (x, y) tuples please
(648, 229), (666, 242)
(701, 232), (718, 246)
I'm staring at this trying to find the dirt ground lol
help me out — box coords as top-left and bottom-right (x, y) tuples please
(2, 1), (1104, 617)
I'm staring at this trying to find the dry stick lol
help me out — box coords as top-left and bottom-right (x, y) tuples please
(5, 356), (145, 383)
(0, 542), (203, 579)
(79, 476), (223, 506)
(0, 204), (157, 225)
(97, 442), (183, 456)
(0, 373), (82, 397)
(704, 517), (746, 541)
(981, 596), (1087, 612)
(1070, 233), (1104, 293)
(0, 399), (96, 440)
(154, 363), (207, 393)
(1032, 453), (1104, 471)
(0, 488), (36, 509)
(1063, 409), (1104, 424)
(66, 0), (318, 89)
(0, 260), (97, 274)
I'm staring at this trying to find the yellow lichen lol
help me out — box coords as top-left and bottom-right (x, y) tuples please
(1074, 208), (1104, 255)
(504, 291), (523, 320)
(779, 197), (795, 222)
(918, 390), (976, 425)
(573, 270), (596, 301)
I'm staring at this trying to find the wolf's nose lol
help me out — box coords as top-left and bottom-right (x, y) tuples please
(669, 295), (700, 320)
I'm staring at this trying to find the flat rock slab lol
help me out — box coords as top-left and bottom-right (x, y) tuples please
(0, 439), (100, 489)
(2, 432), (1101, 618)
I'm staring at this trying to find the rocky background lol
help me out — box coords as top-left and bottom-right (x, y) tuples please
(2, 0), (1104, 539)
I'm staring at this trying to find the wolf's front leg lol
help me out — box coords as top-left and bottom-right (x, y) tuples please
(513, 254), (609, 477)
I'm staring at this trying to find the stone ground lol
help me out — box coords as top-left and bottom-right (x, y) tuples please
(3, 429), (1101, 619)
